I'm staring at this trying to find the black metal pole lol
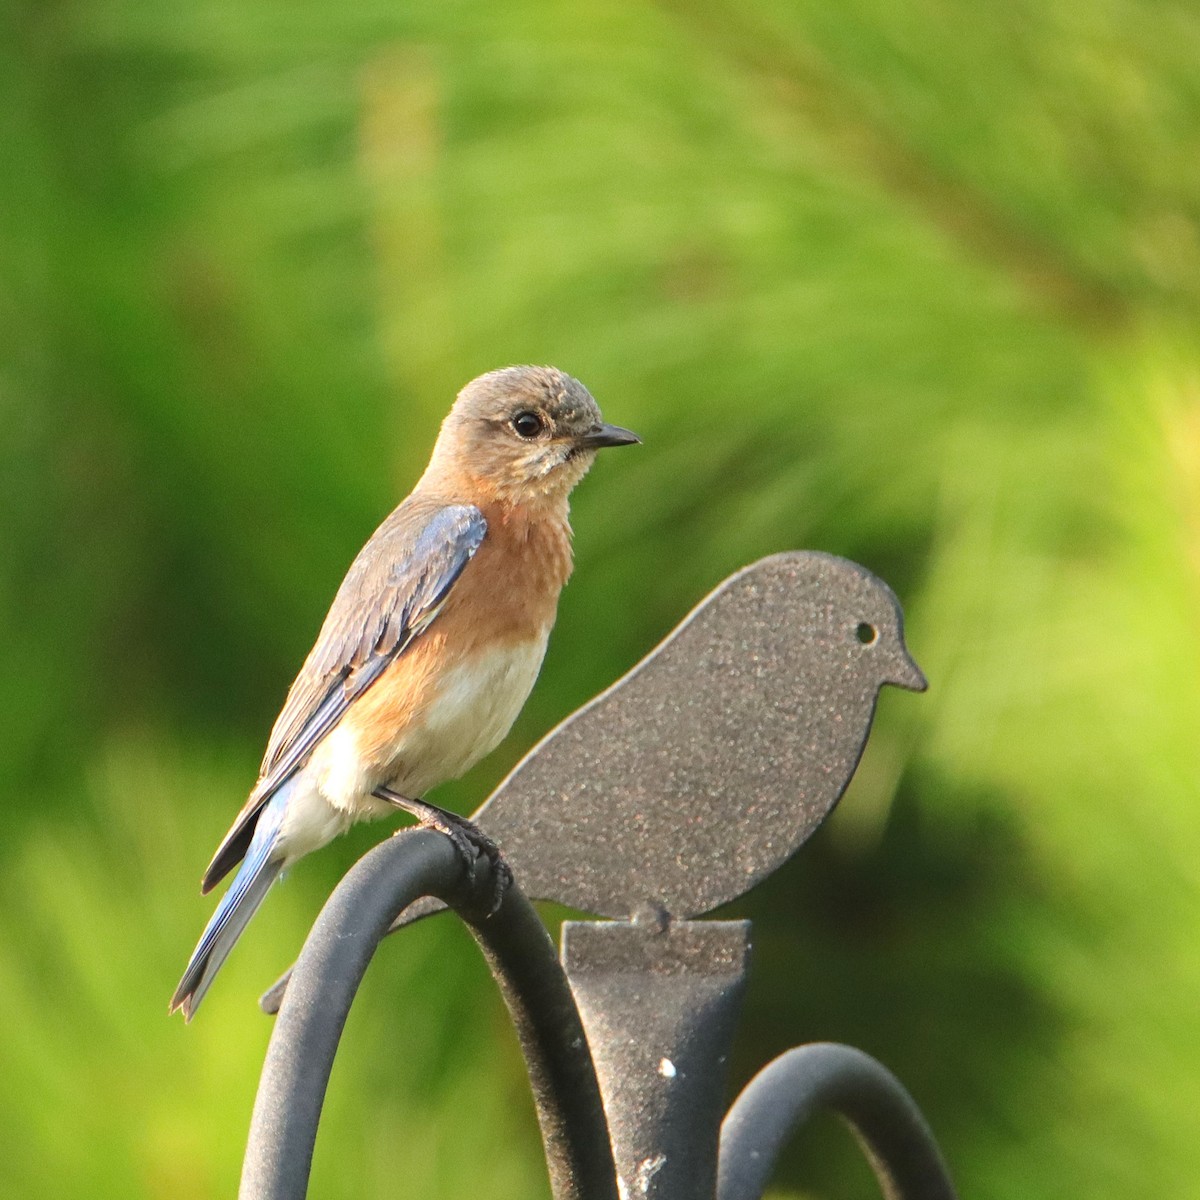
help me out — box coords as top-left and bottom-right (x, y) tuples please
(562, 918), (751, 1200)
(717, 1042), (958, 1200)
(240, 828), (616, 1200)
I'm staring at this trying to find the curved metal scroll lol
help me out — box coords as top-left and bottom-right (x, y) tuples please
(241, 828), (616, 1200)
(717, 1043), (957, 1200)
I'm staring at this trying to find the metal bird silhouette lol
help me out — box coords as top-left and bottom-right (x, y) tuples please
(466, 550), (926, 919)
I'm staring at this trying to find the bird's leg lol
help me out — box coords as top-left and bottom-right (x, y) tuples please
(372, 786), (512, 914)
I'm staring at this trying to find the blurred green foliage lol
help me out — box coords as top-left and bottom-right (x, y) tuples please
(3, 0), (1200, 1196)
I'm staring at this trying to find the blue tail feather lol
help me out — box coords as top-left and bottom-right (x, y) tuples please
(171, 785), (292, 1020)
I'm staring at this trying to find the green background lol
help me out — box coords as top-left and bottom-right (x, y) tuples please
(3, 0), (1200, 1196)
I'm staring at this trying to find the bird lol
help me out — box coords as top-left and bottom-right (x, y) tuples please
(170, 365), (639, 1019)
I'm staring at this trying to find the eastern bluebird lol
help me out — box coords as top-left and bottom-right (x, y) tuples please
(171, 365), (639, 1019)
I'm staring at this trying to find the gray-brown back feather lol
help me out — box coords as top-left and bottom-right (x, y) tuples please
(201, 498), (486, 892)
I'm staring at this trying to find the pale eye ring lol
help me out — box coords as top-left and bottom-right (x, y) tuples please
(511, 410), (545, 439)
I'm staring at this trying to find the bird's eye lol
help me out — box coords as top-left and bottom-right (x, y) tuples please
(511, 410), (545, 439)
(855, 622), (878, 645)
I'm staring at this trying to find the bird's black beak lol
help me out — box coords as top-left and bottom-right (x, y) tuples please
(576, 423), (641, 450)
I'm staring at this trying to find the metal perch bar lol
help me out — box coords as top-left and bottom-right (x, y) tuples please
(717, 1042), (958, 1200)
(240, 827), (617, 1200)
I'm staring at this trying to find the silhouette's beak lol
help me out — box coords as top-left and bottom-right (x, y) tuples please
(888, 652), (928, 693)
(578, 423), (641, 450)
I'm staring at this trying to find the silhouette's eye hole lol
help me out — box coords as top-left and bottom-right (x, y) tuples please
(855, 622), (877, 645)
(511, 411), (545, 439)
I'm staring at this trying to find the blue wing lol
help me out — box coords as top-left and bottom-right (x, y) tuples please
(201, 500), (487, 892)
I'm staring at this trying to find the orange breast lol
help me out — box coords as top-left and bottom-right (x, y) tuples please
(345, 501), (573, 766)
(445, 499), (573, 647)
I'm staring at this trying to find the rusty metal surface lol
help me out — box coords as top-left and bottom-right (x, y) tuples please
(475, 551), (925, 919)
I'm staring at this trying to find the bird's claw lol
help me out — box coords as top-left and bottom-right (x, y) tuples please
(485, 851), (514, 917)
(374, 787), (511, 916)
(426, 813), (511, 916)
(426, 812), (481, 881)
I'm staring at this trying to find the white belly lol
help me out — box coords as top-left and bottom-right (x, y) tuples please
(302, 633), (550, 827)
(395, 634), (550, 794)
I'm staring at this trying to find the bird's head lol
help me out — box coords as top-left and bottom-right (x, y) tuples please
(427, 366), (640, 505)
